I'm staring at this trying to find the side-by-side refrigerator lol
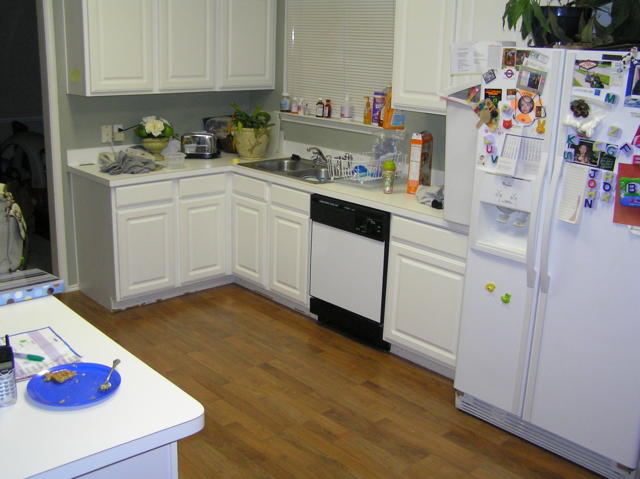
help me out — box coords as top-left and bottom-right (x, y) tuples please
(454, 47), (640, 479)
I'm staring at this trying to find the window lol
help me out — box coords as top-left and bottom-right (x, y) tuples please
(285, 0), (395, 121)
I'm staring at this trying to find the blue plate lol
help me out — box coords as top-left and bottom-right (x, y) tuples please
(27, 362), (121, 407)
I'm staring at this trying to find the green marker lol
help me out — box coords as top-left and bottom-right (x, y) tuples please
(14, 353), (45, 362)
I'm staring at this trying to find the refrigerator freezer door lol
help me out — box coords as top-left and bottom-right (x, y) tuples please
(454, 248), (537, 414)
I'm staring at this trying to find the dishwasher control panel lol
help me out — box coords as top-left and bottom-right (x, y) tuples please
(310, 194), (389, 242)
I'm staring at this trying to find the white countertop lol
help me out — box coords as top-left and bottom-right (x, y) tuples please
(0, 296), (204, 479)
(67, 148), (467, 232)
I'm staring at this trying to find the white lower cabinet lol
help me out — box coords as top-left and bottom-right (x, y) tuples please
(178, 175), (228, 284)
(384, 216), (467, 372)
(268, 185), (309, 305)
(72, 173), (228, 309)
(231, 176), (310, 306)
(231, 194), (268, 286)
(116, 203), (176, 299)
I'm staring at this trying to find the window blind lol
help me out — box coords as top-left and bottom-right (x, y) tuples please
(285, 0), (395, 121)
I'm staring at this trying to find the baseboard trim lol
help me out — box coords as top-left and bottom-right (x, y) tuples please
(390, 345), (455, 379)
(456, 393), (639, 479)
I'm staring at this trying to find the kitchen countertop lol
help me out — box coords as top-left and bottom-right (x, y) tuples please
(1, 295), (204, 479)
(67, 148), (466, 232)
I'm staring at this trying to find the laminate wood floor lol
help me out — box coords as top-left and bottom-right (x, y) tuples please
(58, 285), (600, 479)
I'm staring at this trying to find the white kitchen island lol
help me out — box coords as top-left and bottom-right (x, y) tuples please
(0, 296), (204, 479)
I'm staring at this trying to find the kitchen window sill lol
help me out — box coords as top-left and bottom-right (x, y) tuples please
(279, 112), (383, 135)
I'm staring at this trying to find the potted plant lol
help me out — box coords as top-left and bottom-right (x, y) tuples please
(502, 0), (637, 48)
(135, 116), (174, 160)
(230, 103), (273, 159)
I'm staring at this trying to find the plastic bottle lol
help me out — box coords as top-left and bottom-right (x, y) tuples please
(324, 99), (332, 118)
(340, 93), (353, 120)
(315, 98), (324, 117)
(363, 96), (372, 125)
(280, 92), (291, 112)
(297, 97), (305, 115)
(372, 91), (385, 125)
(379, 82), (392, 127)
(382, 160), (396, 194)
(382, 84), (405, 130)
(290, 97), (299, 115)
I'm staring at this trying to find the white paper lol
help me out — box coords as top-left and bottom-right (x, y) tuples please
(557, 163), (589, 224)
(10, 327), (82, 381)
(451, 43), (477, 75)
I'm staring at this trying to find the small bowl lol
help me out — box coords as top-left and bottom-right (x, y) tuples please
(164, 152), (186, 169)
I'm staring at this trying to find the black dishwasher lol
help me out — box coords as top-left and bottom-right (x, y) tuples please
(309, 194), (390, 350)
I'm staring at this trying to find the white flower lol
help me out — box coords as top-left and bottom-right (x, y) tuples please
(144, 119), (165, 137)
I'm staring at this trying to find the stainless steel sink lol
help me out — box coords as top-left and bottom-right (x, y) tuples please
(239, 156), (332, 183)
(286, 168), (331, 183)
(241, 157), (315, 172)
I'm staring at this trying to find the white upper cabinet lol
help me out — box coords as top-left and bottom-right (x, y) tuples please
(158, 0), (216, 91)
(392, 0), (523, 114)
(218, 0), (276, 90)
(63, 0), (276, 95)
(392, 0), (455, 114)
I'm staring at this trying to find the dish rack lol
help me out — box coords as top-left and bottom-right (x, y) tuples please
(327, 152), (406, 185)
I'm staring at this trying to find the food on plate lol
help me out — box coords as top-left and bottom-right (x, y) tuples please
(44, 369), (77, 384)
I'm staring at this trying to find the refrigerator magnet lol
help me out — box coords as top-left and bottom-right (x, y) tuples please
(516, 65), (547, 95)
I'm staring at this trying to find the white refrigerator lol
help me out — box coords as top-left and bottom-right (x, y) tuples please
(454, 47), (640, 479)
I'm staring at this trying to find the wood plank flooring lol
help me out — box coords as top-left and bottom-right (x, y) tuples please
(58, 285), (600, 478)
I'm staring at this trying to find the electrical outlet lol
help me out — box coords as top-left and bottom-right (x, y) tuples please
(101, 125), (112, 143)
(113, 124), (124, 142)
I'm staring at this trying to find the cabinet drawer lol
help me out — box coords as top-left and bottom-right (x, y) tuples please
(271, 185), (309, 214)
(391, 216), (467, 258)
(233, 174), (267, 201)
(116, 181), (173, 208)
(179, 174), (226, 198)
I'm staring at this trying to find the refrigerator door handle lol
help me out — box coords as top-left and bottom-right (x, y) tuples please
(537, 153), (565, 294)
(525, 152), (550, 289)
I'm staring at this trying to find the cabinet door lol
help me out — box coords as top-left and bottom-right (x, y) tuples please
(158, 0), (216, 91)
(384, 241), (465, 367)
(218, 0), (276, 89)
(392, 0), (455, 114)
(116, 203), (176, 299)
(268, 205), (309, 305)
(231, 194), (268, 286)
(178, 194), (226, 284)
(86, 0), (155, 93)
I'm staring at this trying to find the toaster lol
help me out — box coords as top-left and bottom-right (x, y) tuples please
(180, 132), (219, 159)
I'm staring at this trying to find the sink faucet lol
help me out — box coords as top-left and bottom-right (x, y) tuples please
(307, 146), (329, 167)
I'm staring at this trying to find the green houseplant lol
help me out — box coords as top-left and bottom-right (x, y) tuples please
(502, 0), (638, 48)
(231, 103), (273, 159)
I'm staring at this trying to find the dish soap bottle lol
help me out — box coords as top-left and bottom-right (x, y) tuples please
(363, 96), (372, 125)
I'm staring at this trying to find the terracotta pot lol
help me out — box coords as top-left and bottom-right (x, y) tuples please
(233, 128), (270, 159)
(142, 137), (170, 161)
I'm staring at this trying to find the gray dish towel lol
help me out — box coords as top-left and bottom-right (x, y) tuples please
(99, 147), (157, 175)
